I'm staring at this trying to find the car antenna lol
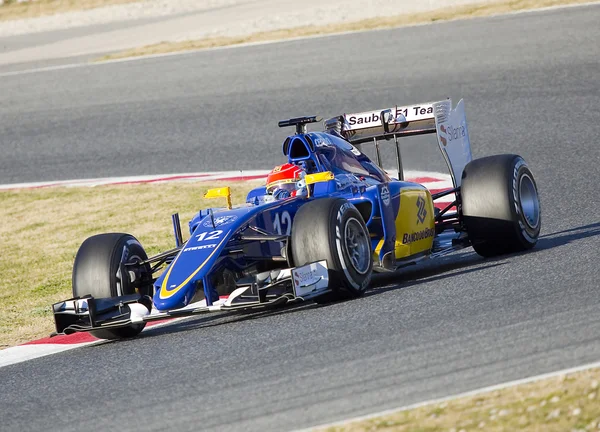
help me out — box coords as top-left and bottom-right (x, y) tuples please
(209, 208), (216, 229)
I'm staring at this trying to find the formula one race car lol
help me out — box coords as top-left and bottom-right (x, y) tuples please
(53, 99), (541, 340)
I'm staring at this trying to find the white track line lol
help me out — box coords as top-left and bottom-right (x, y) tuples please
(0, 341), (105, 368)
(0, 170), (270, 190)
(0, 170), (452, 190)
(299, 360), (600, 431)
(0, 2), (598, 78)
(0, 316), (189, 368)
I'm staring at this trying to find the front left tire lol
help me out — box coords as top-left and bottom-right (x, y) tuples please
(72, 233), (151, 340)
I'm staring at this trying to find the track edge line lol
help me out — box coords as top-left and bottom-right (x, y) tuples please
(299, 359), (600, 431)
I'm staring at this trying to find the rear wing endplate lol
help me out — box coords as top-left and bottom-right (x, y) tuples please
(324, 99), (473, 187)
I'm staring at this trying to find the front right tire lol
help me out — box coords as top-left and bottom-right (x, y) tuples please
(291, 198), (373, 302)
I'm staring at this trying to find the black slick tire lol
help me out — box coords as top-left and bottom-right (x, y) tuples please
(291, 198), (373, 303)
(72, 233), (150, 340)
(461, 154), (541, 257)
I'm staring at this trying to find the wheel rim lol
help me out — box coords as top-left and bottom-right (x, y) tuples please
(519, 174), (540, 229)
(115, 252), (143, 296)
(344, 217), (370, 275)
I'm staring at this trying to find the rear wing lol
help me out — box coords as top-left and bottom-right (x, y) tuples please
(323, 99), (473, 188)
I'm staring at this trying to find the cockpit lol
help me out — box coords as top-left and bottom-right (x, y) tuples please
(282, 131), (390, 184)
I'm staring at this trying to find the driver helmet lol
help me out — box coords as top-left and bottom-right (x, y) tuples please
(266, 163), (306, 199)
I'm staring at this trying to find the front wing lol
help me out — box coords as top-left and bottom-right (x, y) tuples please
(52, 260), (329, 335)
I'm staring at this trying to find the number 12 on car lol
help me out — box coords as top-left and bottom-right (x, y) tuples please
(273, 211), (291, 236)
(196, 230), (223, 241)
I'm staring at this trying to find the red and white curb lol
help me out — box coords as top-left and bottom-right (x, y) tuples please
(0, 169), (454, 368)
(0, 318), (188, 368)
(0, 170), (272, 190)
(0, 169), (452, 190)
(0, 169), (455, 207)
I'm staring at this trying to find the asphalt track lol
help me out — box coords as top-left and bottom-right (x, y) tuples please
(1, 4), (600, 432)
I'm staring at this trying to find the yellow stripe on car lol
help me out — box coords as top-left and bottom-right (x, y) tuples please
(159, 231), (231, 299)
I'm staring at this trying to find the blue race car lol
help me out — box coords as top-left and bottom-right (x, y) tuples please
(53, 99), (541, 340)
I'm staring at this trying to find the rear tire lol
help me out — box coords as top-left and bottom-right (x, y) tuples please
(291, 198), (373, 303)
(461, 154), (541, 257)
(72, 233), (151, 339)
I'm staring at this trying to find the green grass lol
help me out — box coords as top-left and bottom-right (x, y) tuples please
(0, 181), (257, 347)
(323, 369), (600, 431)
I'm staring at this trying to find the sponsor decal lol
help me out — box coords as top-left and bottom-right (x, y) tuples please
(447, 124), (466, 141)
(346, 105), (435, 127)
(438, 123), (466, 147)
(402, 228), (435, 244)
(512, 160), (522, 218)
(347, 112), (381, 126)
(409, 105), (434, 117)
(313, 135), (332, 146)
(337, 202), (354, 222)
(381, 185), (391, 206)
(439, 125), (448, 146)
(340, 202), (353, 213)
(202, 215), (238, 228)
(183, 244), (217, 252)
(291, 261), (329, 297)
(293, 267), (321, 287)
(512, 158), (537, 240)
(416, 196), (427, 224)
